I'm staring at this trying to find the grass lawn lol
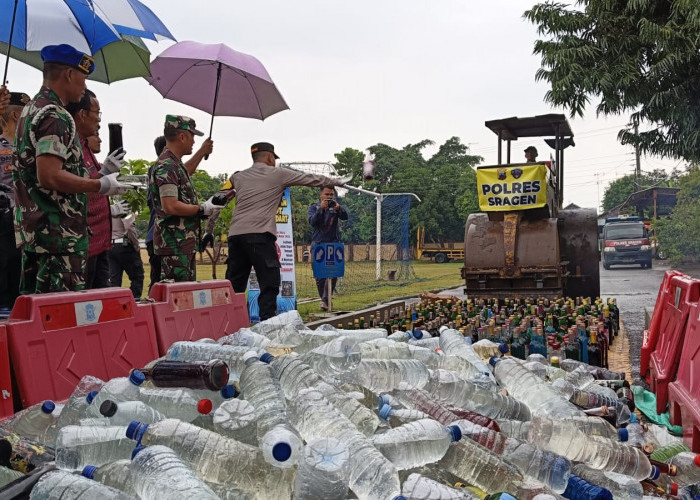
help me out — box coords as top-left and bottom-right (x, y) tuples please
(124, 260), (464, 319)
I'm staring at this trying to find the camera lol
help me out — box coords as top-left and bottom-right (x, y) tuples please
(327, 199), (337, 208)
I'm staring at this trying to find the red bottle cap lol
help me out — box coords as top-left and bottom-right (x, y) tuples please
(668, 483), (678, 496)
(197, 399), (213, 415)
(694, 454), (700, 467)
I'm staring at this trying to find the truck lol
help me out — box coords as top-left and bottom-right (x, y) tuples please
(461, 114), (600, 299)
(416, 226), (464, 263)
(601, 216), (653, 269)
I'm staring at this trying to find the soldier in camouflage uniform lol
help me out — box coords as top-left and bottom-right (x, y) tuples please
(12, 44), (131, 294)
(150, 115), (217, 281)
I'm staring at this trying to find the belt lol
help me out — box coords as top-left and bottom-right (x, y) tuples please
(112, 238), (124, 244)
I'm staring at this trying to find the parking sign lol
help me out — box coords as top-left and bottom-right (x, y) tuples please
(312, 242), (345, 279)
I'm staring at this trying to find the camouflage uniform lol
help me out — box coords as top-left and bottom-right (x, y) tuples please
(12, 86), (89, 294)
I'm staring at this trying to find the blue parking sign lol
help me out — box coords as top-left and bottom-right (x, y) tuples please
(312, 242), (345, 279)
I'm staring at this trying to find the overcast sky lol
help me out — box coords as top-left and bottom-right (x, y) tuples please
(5, 0), (681, 211)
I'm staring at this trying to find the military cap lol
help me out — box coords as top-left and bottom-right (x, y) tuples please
(164, 114), (204, 136)
(524, 146), (538, 154)
(40, 44), (95, 75)
(251, 142), (279, 159)
(9, 92), (30, 106)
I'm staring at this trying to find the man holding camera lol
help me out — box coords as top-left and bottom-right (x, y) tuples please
(308, 185), (348, 311)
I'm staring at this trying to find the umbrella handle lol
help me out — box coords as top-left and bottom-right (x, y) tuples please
(3, 0), (20, 85)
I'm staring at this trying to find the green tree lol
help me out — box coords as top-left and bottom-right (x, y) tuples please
(602, 169), (679, 212)
(525, 0), (700, 161)
(656, 166), (700, 263)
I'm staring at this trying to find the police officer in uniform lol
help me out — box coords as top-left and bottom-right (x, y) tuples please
(150, 115), (217, 281)
(13, 44), (131, 294)
(0, 92), (29, 311)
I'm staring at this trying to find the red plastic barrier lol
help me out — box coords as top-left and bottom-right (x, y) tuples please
(641, 270), (684, 377)
(648, 275), (700, 414)
(668, 301), (700, 452)
(6, 289), (159, 408)
(0, 322), (14, 418)
(148, 280), (249, 355)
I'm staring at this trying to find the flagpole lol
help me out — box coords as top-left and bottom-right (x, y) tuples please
(3, 0), (19, 84)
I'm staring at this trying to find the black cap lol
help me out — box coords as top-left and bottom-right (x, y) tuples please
(9, 92), (30, 107)
(99, 399), (118, 418)
(524, 146), (538, 154)
(251, 142), (279, 159)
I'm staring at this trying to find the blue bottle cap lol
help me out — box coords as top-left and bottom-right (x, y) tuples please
(412, 329), (423, 340)
(377, 394), (390, 409)
(498, 343), (509, 354)
(489, 356), (500, 367)
(81, 465), (97, 479)
(379, 403), (393, 421)
(693, 495), (700, 500)
(126, 421), (148, 441)
(41, 401), (56, 414)
(648, 465), (660, 480)
(272, 442), (292, 462)
(131, 444), (146, 459)
(447, 424), (462, 442)
(393, 497), (408, 500)
(260, 352), (275, 364)
(220, 385), (238, 399)
(129, 370), (146, 386)
(629, 413), (638, 423)
(618, 428), (628, 441)
(86, 390), (99, 404)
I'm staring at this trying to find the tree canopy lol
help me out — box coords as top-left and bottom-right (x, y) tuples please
(655, 166), (700, 263)
(525, 0), (700, 161)
(601, 168), (680, 212)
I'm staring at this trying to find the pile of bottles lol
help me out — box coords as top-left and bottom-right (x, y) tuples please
(0, 306), (697, 500)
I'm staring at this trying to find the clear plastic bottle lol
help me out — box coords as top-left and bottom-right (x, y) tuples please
(55, 425), (136, 471)
(0, 465), (24, 487)
(55, 375), (105, 429)
(239, 352), (302, 467)
(99, 400), (166, 425)
(450, 418), (571, 493)
(666, 452), (700, 486)
(619, 421), (648, 447)
(292, 437), (350, 500)
(5, 401), (59, 446)
(271, 354), (380, 436)
(491, 357), (583, 419)
(218, 327), (271, 348)
(424, 368), (531, 421)
(137, 387), (213, 422)
(371, 419), (462, 469)
(379, 406), (431, 426)
(29, 469), (136, 499)
(165, 341), (264, 381)
(249, 310), (306, 335)
(301, 336), (362, 377)
(439, 329), (496, 385)
(571, 464), (644, 500)
(401, 473), (474, 499)
(314, 322), (388, 342)
(340, 359), (429, 392)
(195, 398), (258, 445)
(562, 474), (614, 500)
(388, 330), (423, 341)
(552, 378), (631, 425)
(125, 418), (293, 498)
(82, 460), (138, 497)
(359, 338), (440, 365)
(191, 384), (238, 408)
(87, 371), (145, 417)
(128, 445), (220, 500)
(523, 361), (548, 379)
(409, 337), (441, 349)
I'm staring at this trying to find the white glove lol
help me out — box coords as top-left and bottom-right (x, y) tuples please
(336, 174), (353, 186)
(101, 148), (126, 176)
(198, 197), (217, 217)
(110, 199), (130, 217)
(98, 173), (131, 195)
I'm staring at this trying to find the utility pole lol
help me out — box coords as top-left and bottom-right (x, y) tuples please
(594, 172), (602, 213)
(634, 122), (641, 191)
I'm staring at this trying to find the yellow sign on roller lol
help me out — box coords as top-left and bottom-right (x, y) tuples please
(477, 163), (548, 211)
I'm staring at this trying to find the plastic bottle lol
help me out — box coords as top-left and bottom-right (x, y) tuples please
(29, 469), (136, 500)
(402, 473), (474, 500)
(301, 336), (362, 377)
(666, 452), (700, 486)
(649, 442), (691, 462)
(165, 341), (264, 381)
(359, 338), (442, 366)
(249, 309), (306, 335)
(87, 371), (145, 417)
(571, 463), (643, 499)
(55, 425), (136, 471)
(127, 445), (220, 500)
(125, 418), (293, 497)
(292, 438), (350, 500)
(138, 360), (229, 391)
(371, 419), (462, 469)
(5, 401), (59, 446)
(55, 375), (105, 429)
(491, 356), (583, 419)
(424, 369), (531, 421)
(562, 474), (613, 500)
(379, 407), (431, 426)
(619, 421), (648, 447)
(340, 359), (429, 392)
(523, 361), (548, 379)
(195, 398), (258, 445)
(218, 327), (271, 348)
(439, 329), (496, 385)
(191, 384), (239, 409)
(137, 387), (213, 422)
(99, 400), (166, 425)
(0, 465), (24, 487)
(271, 354), (380, 436)
(81, 460), (138, 497)
(239, 351), (302, 467)
(388, 329), (423, 341)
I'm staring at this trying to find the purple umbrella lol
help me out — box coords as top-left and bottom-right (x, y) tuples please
(146, 41), (289, 139)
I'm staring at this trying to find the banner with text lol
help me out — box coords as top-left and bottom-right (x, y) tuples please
(247, 187), (297, 322)
(477, 163), (548, 211)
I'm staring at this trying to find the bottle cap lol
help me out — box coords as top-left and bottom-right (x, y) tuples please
(648, 465), (660, 480)
(129, 370), (146, 386)
(272, 442), (292, 462)
(618, 428), (628, 441)
(393, 497), (408, 500)
(260, 352), (275, 364)
(243, 351), (259, 363)
(126, 421), (148, 442)
(643, 443), (655, 455)
(377, 394), (390, 409)
(447, 424), (462, 442)
(412, 329), (423, 340)
(86, 390), (99, 404)
(41, 400), (56, 414)
(379, 403), (393, 421)
(488, 356), (499, 367)
(81, 465), (98, 479)
(100, 400), (118, 418)
(131, 445), (146, 459)
(668, 483), (678, 495)
(220, 385), (238, 399)
(498, 343), (509, 354)
(197, 399), (213, 415)
(694, 454), (700, 467)
(629, 413), (638, 423)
